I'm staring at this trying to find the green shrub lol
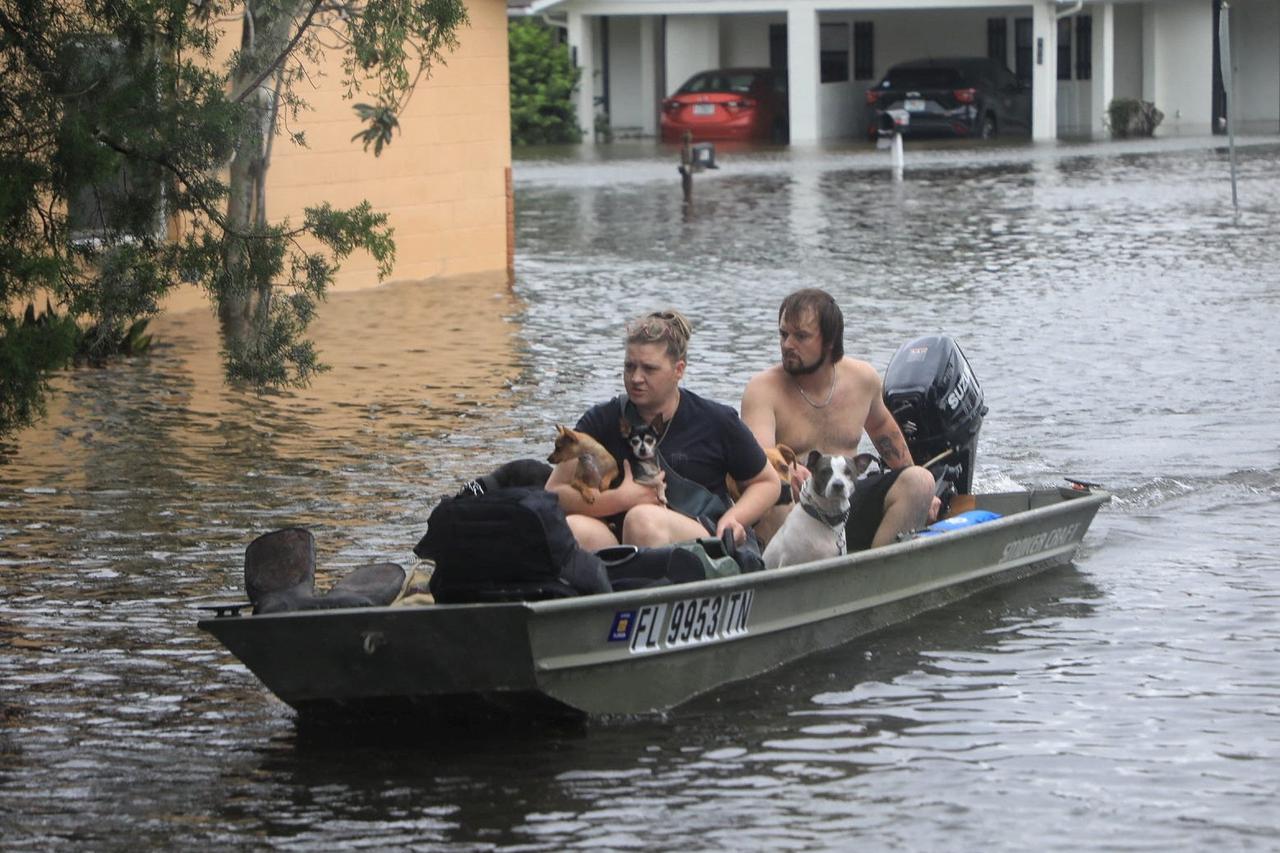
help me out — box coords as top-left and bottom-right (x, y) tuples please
(509, 20), (583, 145)
(1107, 98), (1164, 139)
(0, 305), (78, 436)
(0, 301), (151, 436)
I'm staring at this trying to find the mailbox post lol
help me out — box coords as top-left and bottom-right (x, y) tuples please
(678, 131), (718, 204)
(875, 114), (905, 181)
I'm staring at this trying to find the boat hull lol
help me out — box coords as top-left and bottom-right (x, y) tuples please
(200, 487), (1107, 720)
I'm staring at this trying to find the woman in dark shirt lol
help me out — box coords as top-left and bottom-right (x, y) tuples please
(546, 309), (779, 551)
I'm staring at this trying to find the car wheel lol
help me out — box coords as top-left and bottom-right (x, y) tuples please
(980, 113), (997, 140)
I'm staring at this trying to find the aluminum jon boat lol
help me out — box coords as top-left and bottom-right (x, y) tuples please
(199, 483), (1108, 722)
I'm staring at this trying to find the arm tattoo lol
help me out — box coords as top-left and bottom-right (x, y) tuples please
(873, 434), (911, 469)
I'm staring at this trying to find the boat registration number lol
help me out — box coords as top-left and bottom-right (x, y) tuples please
(614, 590), (754, 653)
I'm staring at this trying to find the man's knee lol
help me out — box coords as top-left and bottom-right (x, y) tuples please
(892, 466), (935, 504)
(867, 466), (936, 548)
(882, 466), (935, 524)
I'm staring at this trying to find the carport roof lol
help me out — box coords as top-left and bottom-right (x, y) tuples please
(526, 0), (1096, 15)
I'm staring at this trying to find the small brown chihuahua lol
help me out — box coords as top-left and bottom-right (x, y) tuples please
(547, 425), (619, 504)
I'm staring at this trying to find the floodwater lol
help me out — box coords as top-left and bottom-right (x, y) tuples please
(3, 136), (1280, 849)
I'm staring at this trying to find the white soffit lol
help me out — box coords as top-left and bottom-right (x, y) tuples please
(528, 0), (1094, 16)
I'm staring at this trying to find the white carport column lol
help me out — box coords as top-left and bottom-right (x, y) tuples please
(568, 11), (595, 144)
(1031, 0), (1058, 140)
(787, 4), (821, 143)
(1090, 3), (1114, 139)
(638, 17), (658, 135)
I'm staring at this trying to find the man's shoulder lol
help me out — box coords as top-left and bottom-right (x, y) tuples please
(838, 356), (882, 386)
(743, 365), (791, 397)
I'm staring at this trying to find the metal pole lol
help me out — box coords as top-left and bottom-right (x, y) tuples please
(679, 131), (693, 204)
(1218, 1), (1239, 213)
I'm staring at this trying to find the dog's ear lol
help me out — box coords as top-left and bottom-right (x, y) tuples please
(776, 444), (797, 466)
(805, 449), (823, 470)
(851, 452), (876, 476)
(619, 417), (631, 437)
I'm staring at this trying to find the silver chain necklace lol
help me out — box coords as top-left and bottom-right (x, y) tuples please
(792, 370), (836, 409)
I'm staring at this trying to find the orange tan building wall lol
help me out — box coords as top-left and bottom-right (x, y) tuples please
(271, 0), (512, 291)
(163, 0), (512, 313)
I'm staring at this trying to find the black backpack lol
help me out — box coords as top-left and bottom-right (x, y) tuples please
(414, 487), (611, 603)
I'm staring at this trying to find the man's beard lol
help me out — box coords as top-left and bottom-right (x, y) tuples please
(783, 352), (826, 376)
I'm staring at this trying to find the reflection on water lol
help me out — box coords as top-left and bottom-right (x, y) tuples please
(1, 275), (527, 592)
(3, 138), (1280, 849)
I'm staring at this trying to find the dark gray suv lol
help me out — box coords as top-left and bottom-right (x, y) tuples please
(866, 57), (1031, 140)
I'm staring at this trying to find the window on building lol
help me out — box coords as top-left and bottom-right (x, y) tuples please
(987, 18), (1008, 66)
(1075, 15), (1092, 80)
(1057, 18), (1072, 80)
(1014, 18), (1032, 83)
(60, 38), (164, 243)
(853, 22), (874, 80)
(820, 22), (849, 83)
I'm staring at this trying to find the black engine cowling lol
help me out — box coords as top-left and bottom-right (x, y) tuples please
(883, 335), (986, 494)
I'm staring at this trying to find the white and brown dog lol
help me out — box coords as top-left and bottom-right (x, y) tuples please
(762, 450), (858, 569)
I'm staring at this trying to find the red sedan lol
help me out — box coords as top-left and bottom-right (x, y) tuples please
(660, 68), (789, 144)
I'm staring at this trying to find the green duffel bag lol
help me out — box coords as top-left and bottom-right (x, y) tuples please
(599, 535), (741, 590)
(672, 537), (741, 579)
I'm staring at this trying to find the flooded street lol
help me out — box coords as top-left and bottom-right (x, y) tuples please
(3, 137), (1280, 849)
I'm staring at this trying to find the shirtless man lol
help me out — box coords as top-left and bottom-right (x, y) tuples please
(741, 288), (936, 550)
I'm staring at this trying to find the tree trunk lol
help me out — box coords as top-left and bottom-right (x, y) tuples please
(220, 4), (292, 343)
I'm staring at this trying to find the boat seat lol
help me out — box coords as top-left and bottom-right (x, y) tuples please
(244, 528), (406, 614)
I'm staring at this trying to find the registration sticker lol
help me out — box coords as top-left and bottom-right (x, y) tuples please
(626, 590), (754, 654)
(608, 610), (636, 642)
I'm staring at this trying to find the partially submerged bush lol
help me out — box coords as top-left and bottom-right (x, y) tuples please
(1107, 98), (1164, 139)
(509, 20), (583, 145)
(0, 302), (152, 435)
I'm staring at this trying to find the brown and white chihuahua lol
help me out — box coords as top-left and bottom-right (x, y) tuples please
(547, 425), (618, 504)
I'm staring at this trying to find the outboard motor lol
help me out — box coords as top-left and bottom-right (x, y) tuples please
(882, 335), (987, 494)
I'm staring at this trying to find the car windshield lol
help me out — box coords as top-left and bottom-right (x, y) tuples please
(678, 72), (761, 95)
(880, 67), (963, 89)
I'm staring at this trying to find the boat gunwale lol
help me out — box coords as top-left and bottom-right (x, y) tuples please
(196, 486), (1109, 629)
(528, 485), (1108, 611)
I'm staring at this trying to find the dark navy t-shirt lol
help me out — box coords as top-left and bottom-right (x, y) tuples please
(575, 389), (766, 503)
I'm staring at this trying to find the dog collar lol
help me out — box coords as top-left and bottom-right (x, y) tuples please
(802, 503), (849, 528)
